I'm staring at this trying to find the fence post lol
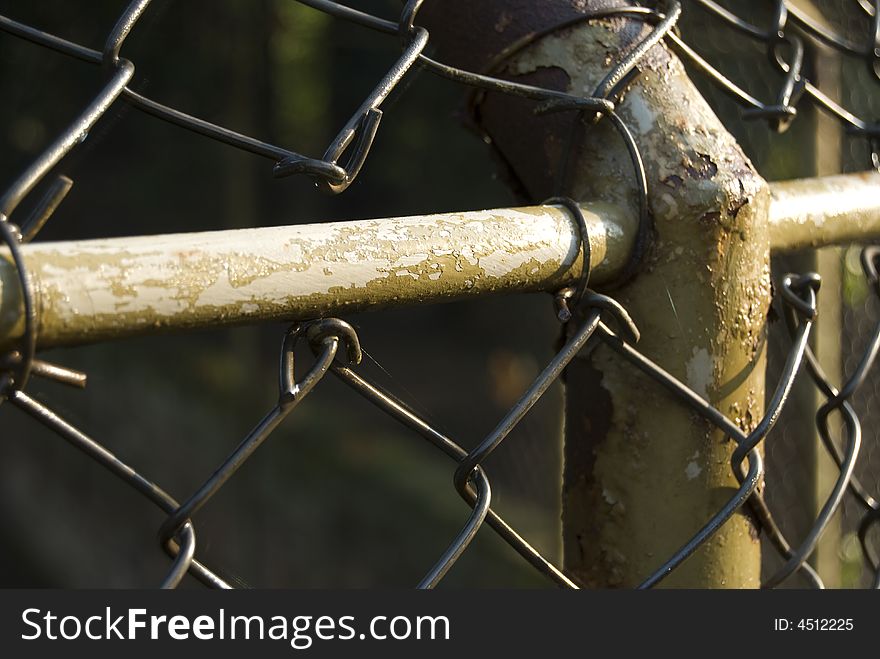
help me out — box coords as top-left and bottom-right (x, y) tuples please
(422, 1), (769, 587)
(762, 28), (843, 587)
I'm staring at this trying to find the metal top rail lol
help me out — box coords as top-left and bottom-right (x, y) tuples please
(2, 172), (878, 351)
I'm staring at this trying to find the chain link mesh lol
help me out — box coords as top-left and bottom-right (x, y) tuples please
(0, 0), (878, 588)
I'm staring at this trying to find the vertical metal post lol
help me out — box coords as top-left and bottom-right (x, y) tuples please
(423, 1), (769, 587)
(806, 11), (843, 585)
(557, 27), (769, 590)
(761, 17), (843, 586)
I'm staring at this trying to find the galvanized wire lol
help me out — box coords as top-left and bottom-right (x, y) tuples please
(0, 0), (878, 588)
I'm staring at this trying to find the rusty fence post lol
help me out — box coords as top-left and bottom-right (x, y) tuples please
(423, 0), (770, 587)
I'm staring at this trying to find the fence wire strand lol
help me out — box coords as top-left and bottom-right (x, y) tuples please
(0, 0), (879, 588)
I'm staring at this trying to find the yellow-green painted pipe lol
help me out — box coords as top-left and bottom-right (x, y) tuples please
(0, 201), (635, 350)
(2, 170), (879, 352)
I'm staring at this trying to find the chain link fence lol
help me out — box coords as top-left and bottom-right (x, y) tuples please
(0, 0), (878, 588)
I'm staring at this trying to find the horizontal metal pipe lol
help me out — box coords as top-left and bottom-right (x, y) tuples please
(2, 171), (879, 351)
(769, 171), (880, 252)
(0, 201), (636, 350)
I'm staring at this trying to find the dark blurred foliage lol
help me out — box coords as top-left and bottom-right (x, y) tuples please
(0, 0), (563, 587)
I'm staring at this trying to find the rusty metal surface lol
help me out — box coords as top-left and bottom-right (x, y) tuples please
(422, 0), (658, 202)
(418, 0), (615, 73)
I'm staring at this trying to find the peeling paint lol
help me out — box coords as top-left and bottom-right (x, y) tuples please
(624, 87), (655, 134)
(686, 347), (713, 400)
(521, 8), (771, 588)
(0, 201), (634, 350)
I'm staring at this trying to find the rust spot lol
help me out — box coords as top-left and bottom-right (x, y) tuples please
(562, 352), (616, 588)
(728, 196), (748, 218)
(661, 174), (683, 189)
(699, 210), (722, 226)
(479, 65), (573, 200)
(744, 505), (761, 542)
(563, 357), (612, 475)
(684, 152), (718, 180)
